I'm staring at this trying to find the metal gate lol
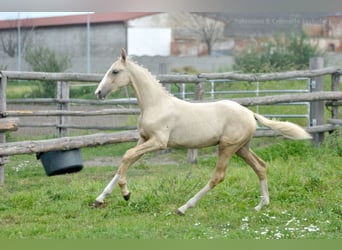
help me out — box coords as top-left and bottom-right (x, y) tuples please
(173, 78), (311, 128)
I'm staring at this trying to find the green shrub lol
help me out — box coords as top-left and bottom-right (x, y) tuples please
(0, 64), (8, 71)
(25, 46), (71, 97)
(233, 32), (321, 73)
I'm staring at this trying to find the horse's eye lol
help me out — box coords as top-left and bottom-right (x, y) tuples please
(112, 70), (120, 75)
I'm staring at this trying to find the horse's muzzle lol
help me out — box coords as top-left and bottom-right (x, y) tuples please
(95, 90), (105, 100)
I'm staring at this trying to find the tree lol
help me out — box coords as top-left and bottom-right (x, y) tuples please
(171, 13), (226, 55)
(0, 19), (33, 58)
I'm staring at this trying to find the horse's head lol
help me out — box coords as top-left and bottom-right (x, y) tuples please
(95, 48), (130, 99)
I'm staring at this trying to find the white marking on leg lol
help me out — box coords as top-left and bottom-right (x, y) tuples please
(255, 179), (269, 211)
(95, 174), (120, 203)
(177, 184), (211, 215)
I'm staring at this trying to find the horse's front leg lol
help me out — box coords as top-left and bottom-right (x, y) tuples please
(93, 138), (144, 207)
(93, 154), (142, 207)
(94, 137), (164, 207)
(93, 173), (120, 207)
(117, 149), (145, 200)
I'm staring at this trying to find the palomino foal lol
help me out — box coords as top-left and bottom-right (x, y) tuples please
(94, 49), (312, 215)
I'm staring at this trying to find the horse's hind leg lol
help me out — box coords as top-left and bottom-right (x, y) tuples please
(236, 143), (269, 211)
(176, 144), (235, 215)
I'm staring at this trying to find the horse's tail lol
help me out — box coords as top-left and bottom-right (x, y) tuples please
(254, 113), (312, 140)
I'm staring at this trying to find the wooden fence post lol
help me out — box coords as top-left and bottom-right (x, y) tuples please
(0, 73), (7, 184)
(331, 72), (340, 120)
(309, 57), (325, 145)
(159, 63), (171, 92)
(57, 81), (70, 137)
(187, 82), (204, 164)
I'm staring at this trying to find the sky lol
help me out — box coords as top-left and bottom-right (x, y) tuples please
(0, 0), (342, 13)
(0, 12), (89, 21)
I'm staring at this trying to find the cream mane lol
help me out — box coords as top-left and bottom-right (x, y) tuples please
(127, 59), (174, 98)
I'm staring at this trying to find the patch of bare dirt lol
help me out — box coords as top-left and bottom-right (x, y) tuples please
(84, 151), (184, 168)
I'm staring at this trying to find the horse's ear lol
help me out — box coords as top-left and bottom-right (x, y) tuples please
(121, 48), (127, 63)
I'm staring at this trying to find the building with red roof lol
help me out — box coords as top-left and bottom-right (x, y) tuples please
(0, 12), (159, 72)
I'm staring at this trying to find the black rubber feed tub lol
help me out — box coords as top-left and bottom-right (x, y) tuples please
(37, 149), (83, 176)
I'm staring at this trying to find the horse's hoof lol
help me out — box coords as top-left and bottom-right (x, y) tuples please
(123, 192), (131, 201)
(174, 209), (185, 216)
(92, 200), (107, 208)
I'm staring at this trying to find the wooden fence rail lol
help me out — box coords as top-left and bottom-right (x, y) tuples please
(7, 98), (138, 105)
(2, 91), (341, 117)
(2, 66), (341, 82)
(0, 131), (140, 156)
(3, 109), (141, 117)
(0, 62), (341, 184)
(0, 124), (340, 158)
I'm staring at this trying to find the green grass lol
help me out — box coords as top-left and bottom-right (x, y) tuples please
(6, 81), (39, 99)
(0, 131), (341, 239)
(2, 75), (341, 239)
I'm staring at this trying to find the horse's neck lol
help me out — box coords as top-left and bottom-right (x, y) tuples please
(128, 62), (172, 111)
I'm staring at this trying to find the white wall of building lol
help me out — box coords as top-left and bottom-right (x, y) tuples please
(128, 27), (171, 56)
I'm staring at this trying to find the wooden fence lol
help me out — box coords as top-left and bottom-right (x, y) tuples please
(0, 58), (341, 184)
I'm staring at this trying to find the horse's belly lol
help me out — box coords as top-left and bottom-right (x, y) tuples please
(167, 101), (255, 148)
(167, 124), (221, 148)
